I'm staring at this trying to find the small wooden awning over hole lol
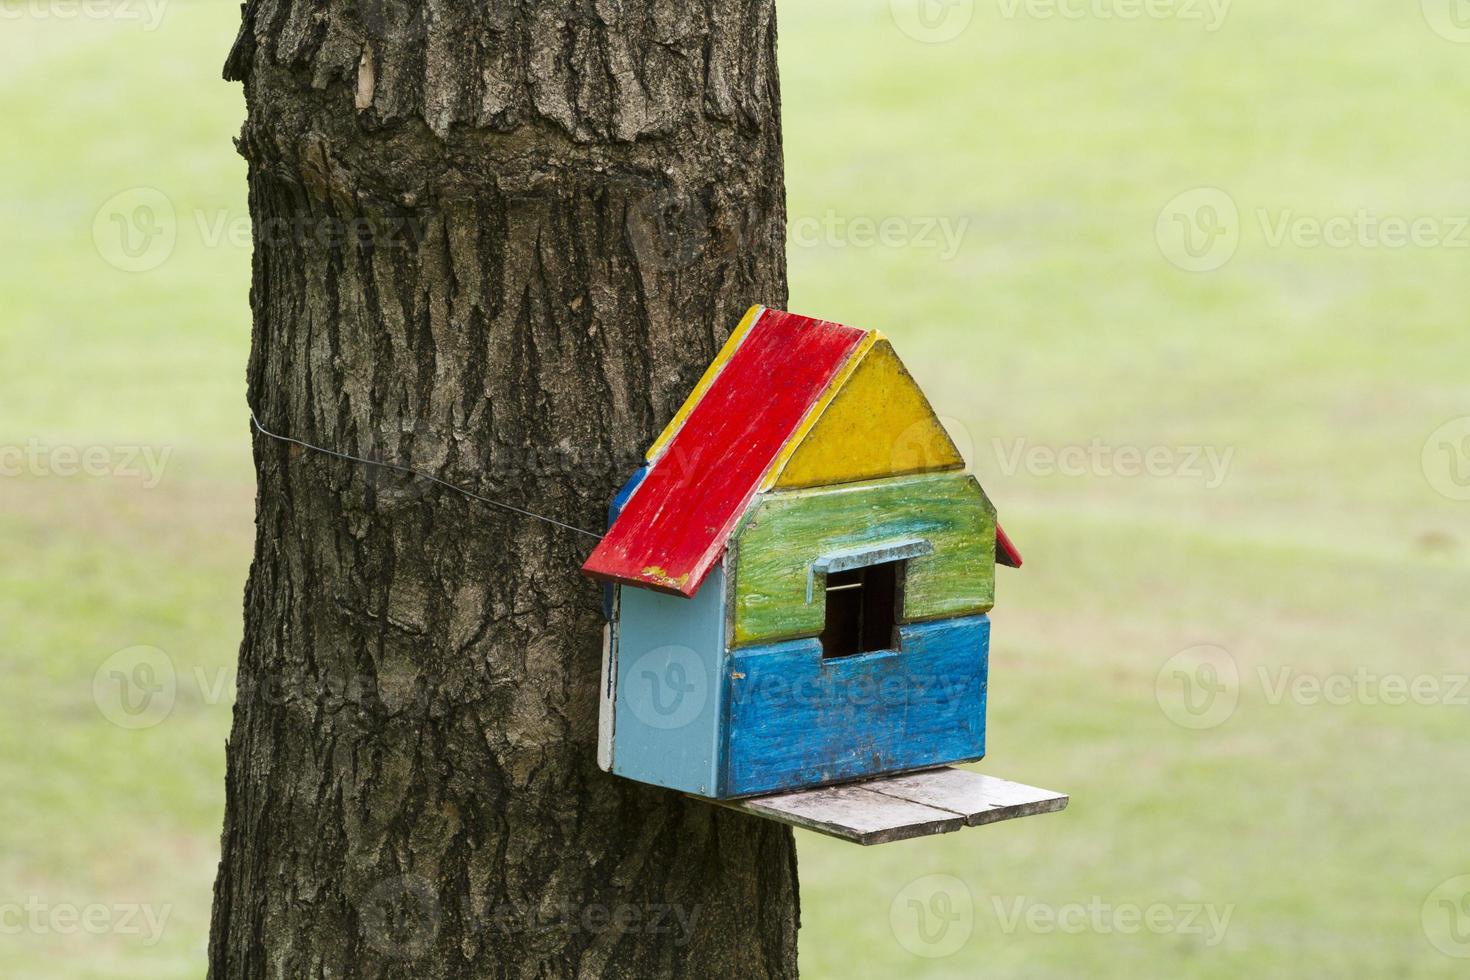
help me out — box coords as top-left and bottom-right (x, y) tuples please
(706, 768), (1068, 846)
(805, 538), (933, 604)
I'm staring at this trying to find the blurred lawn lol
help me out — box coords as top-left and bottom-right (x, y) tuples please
(2, 1), (1468, 977)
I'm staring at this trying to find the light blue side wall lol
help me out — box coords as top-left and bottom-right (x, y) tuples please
(610, 565), (726, 796)
(719, 615), (989, 798)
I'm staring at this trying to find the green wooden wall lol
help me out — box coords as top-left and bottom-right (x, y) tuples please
(728, 472), (997, 647)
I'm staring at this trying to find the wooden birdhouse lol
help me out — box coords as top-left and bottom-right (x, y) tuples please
(583, 307), (1064, 843)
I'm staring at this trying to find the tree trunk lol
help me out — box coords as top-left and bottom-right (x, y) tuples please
(208, 3), (797, 977)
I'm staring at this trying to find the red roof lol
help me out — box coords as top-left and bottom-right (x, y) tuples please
(582, 309), (866, 596)
(996, 524), (1023, 568)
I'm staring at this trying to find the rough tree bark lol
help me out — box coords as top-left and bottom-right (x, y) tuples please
(208, 3), (798, 977)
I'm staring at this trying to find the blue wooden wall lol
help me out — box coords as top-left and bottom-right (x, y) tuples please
(610, 563), (727, 796)
(718, 615), (989, 798)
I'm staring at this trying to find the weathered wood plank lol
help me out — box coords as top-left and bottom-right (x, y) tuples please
(862, 768), (1069, 826)
(712, 767), (1068, 845)
(728, 784), (966, 845)
(597, 619), (616, 772)
(729, 471), (997, 646)
(771, 338), (965, 489)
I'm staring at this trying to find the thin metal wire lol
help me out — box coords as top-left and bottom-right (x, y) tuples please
(248, 408), (605, 542)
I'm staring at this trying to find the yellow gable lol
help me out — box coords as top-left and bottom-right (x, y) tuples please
(767, 338), (965, 489)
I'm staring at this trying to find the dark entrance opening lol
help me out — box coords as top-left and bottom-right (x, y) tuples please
(820, 560), (901, 659)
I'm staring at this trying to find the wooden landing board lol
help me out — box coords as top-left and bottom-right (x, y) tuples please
(711, 767), (1067, 846)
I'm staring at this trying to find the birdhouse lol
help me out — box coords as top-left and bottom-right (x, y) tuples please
(583, 307), (1061, 842)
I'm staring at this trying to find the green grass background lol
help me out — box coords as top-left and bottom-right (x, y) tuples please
(2, 0), (1467, 976)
